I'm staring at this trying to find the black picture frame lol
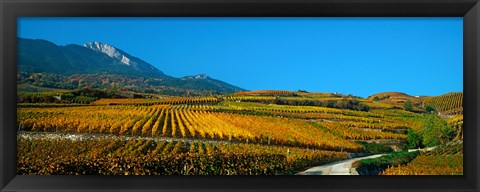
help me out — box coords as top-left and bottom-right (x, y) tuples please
(1, 0), (479, 192)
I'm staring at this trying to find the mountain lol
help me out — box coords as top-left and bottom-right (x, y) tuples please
(18, 38), (167, 78)
(17, 38), (246, 95)
(83, 41), (166, 77)
(179, 74), (245, 93)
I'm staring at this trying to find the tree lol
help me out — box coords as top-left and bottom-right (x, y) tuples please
(421, 114), (453, 147)
(425, 105), (435, 113)
(407, 129), (423, 149)
(404, 101), (414, 111)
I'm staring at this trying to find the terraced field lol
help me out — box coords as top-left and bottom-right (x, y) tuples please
(380, 141), (463, 175)
(17, 90), (464, 175)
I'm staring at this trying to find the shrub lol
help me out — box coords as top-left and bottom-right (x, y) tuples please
(356, 141), (393, 154)
(425, 106), (435, 113)
(353, 151), (419, 175)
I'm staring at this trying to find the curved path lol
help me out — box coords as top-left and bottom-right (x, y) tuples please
(17, 131), (236, 145)
(296, 153), (386, 175)
(297, 147), (436, 175)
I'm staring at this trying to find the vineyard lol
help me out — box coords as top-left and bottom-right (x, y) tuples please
(17, 104), (364, 152)
(423, 92), (464, 140)
(380, 141), (463, 175)
(91, 97), (219, 106)
(423, 92), (463, 115)
(366, 92), (426, 112)
(16, 89), (464, 175)
(380, 155), (463, 175)
(234, 90), (296, 96)
(17, 134), (347, 175)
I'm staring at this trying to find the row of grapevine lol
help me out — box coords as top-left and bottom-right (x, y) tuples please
(91, 97), (219, 106)
(447, 115), (463, 140)
(423, 92), (463, 114)
(17, 136), (348, 175)
(442, 107), (464, 116)
(422, 140), (463, 156)
(69, 96), (97, 104)
(17, 103), (89, 108)
(224, 96), (276, 103)
(17, 105), (364, 152)
(18, 91), (97, 104)
(380, 155), (463, 175)
(220, 101), (381, 117)
(341, 121), (410, 131)
(18, 105), (157, 134)
(215, 112), (363, 151)
(316, 122), (407, 140)
(380, 140), (463, 175)
(234, 90), (295, 96)
(223, 101), (422, 120)
(219, 102), (421, 131)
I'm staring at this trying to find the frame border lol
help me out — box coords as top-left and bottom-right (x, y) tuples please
(1, 0), (479, 192)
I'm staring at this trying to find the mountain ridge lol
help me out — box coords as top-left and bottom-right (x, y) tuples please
(17, 37), (246, 96)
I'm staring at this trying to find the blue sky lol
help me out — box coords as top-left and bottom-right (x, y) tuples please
(18, 17), (463, 98)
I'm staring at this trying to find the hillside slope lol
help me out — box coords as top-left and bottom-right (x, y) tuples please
(423, 92), (463, 115)
(17, 38), (246, 95)
(366, 92), (427, 112)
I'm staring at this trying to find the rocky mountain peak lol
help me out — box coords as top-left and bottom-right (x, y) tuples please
(194, 74), (208, 79)
(84, 42), (131, 65)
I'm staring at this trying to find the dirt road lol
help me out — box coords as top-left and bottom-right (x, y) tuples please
(296, 153), (386, 175)
(297, 147), (436, 175)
